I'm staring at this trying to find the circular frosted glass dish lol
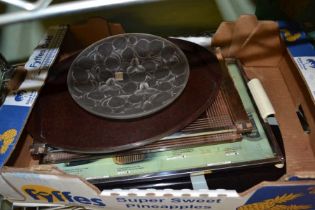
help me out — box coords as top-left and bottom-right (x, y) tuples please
(67, 33), (190, 119)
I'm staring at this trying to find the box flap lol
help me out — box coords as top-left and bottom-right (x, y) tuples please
(2, 168), (315, 209)
(212, 15), (315, 173)
(0, 172), (24, 201)
(1, 167), (105, 207)
(0, 25), (67, 168)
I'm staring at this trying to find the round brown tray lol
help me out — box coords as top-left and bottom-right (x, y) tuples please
(27, 38), (222, 153)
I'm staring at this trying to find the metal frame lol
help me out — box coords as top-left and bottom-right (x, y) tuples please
(0, 0), (53, 11)
(0, 0), (162, 26)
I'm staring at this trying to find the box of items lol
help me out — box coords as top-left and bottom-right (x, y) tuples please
(0, 15), (315, 209)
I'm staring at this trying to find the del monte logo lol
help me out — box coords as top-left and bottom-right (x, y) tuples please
(21, 185), (106, 207)
(238, 193), (311, 210)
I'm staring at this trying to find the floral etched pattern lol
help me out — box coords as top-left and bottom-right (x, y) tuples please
(68, 34), (189, 119)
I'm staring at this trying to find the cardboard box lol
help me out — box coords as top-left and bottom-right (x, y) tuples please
(1, 15), (315, 209)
